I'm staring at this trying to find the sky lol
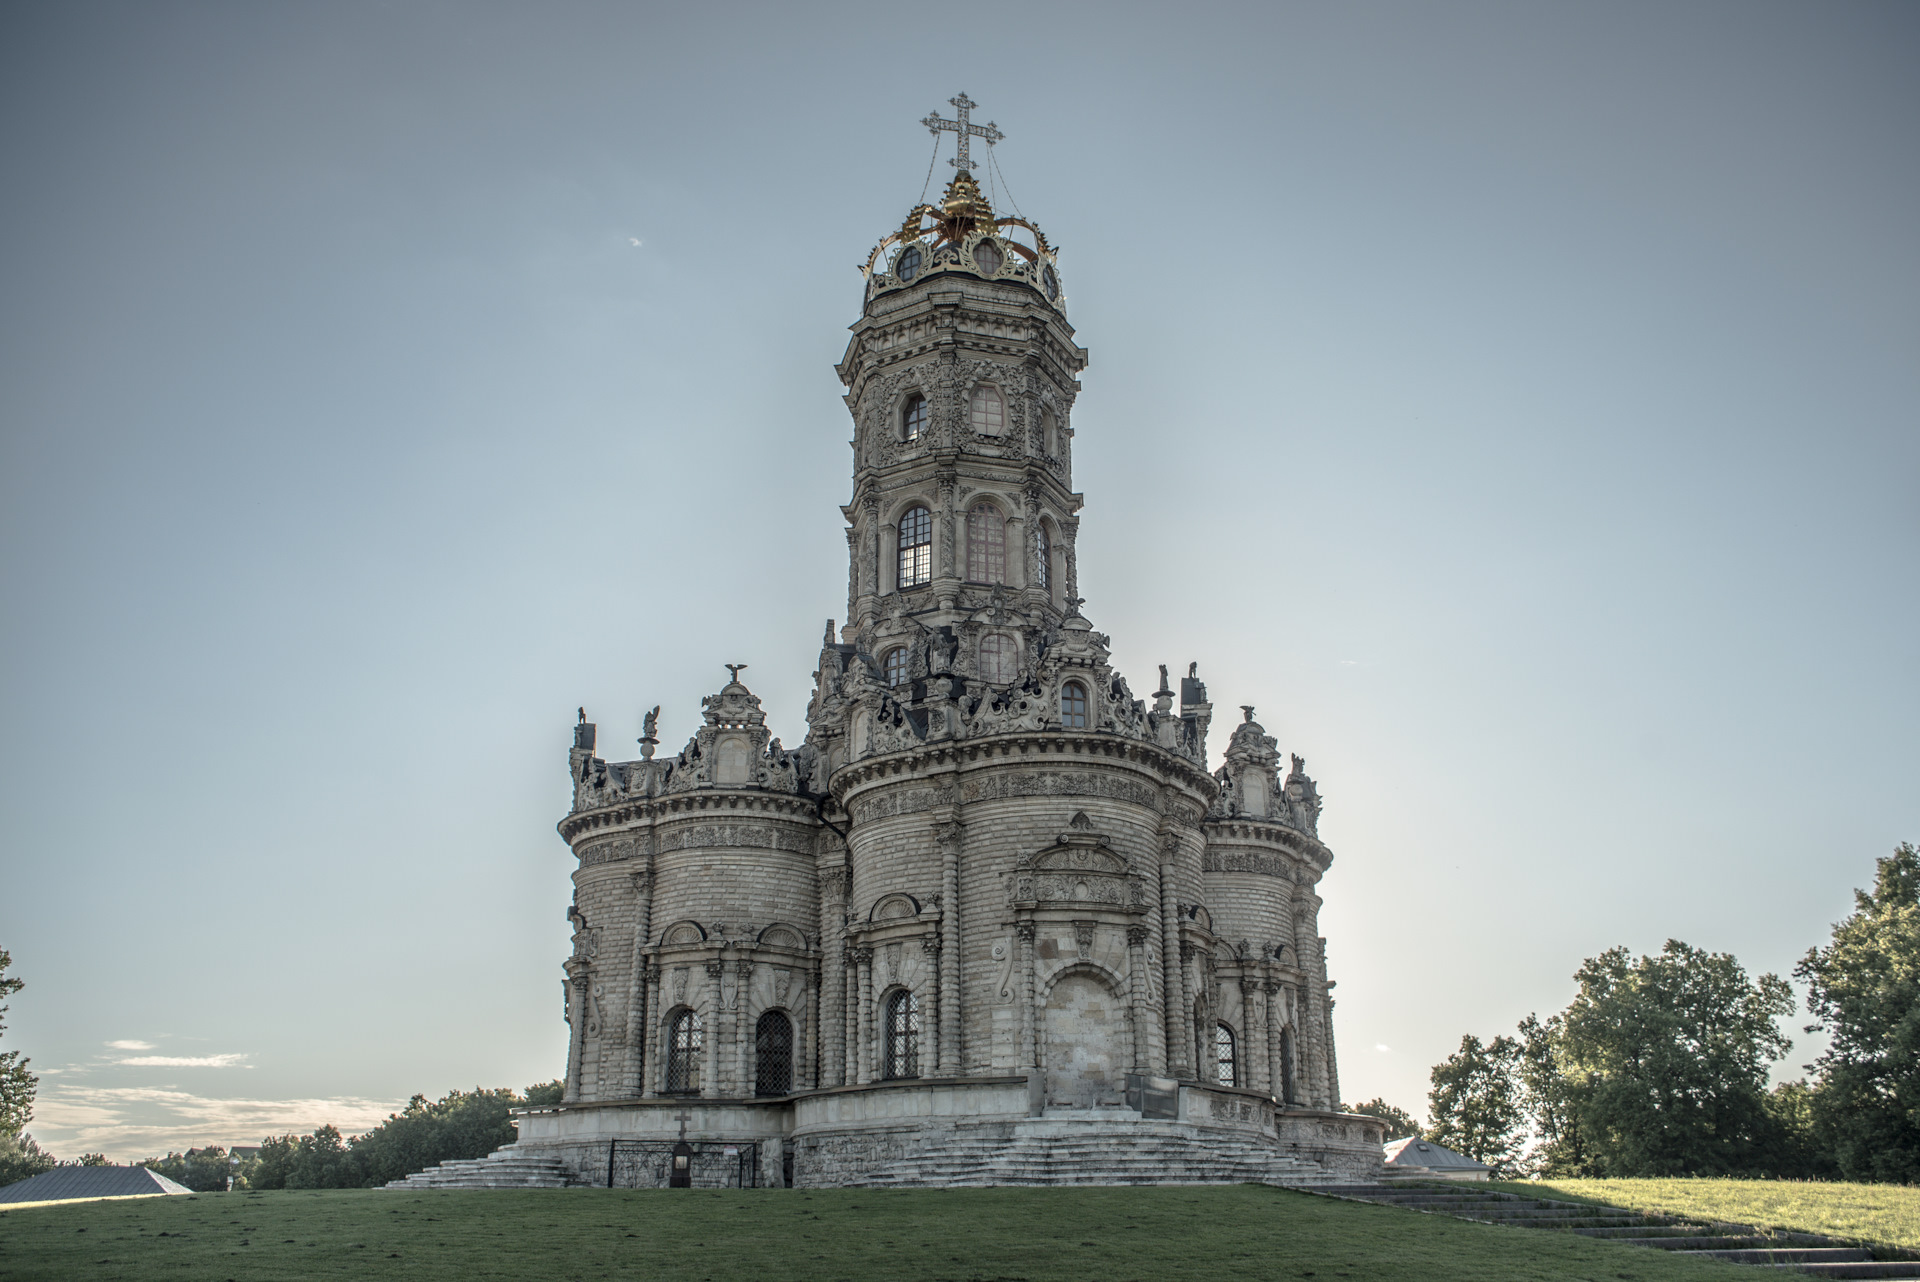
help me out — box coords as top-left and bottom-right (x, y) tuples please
(1, 1), (1915, 1160)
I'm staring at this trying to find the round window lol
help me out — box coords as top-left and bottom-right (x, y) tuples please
(896, 244), (923, 282)
(972, 239), (1004, 275)
(1041, 265), (1059, 300)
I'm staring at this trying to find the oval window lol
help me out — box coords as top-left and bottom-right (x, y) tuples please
(896, 244), (923, 282)
(973, 239), (1004, 275)
(1042, 265), (1058, 300)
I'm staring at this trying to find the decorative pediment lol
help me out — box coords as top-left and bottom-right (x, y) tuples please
(658, 919), (708, 947)
(868, 892), (923, 923)
(757, 922), (808, 950)
(1008, 835), (1146, 913)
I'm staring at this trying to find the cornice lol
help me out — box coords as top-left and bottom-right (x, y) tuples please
(558, 789), (822, 845)
(827, 730), (1217, 808)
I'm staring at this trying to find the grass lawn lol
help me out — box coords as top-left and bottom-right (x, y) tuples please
(0, 1183), (1755, 1282)
(1493, 1179), (1920, 1254)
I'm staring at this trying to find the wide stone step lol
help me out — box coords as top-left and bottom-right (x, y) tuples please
(1683, 1249), (1874, 1265)
(1764, 1265), (1920, 1280)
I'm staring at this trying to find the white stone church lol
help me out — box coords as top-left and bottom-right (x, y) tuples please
(496, 99), (1384, 1189)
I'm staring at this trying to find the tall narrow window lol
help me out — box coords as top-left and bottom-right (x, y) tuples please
(1060, 681), (1089, 729)
(665, 1009), (703, 1094)
(968, 385), (1004, 435)
(1215, 1023), (1238, 1088)
(755, 1010), (793, 1096)
(901, 394), (927, 441)
(897, 505), (932, 588)
(882, 989), (920, 1079)
(882, 646), (910, 688)
(966, 502), (1005, 583)
(1036, 523), (1051, 594)
(978, 633), (1015, 684)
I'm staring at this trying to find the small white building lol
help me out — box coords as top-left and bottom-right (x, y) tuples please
(1382, 1136), (1492, 1181)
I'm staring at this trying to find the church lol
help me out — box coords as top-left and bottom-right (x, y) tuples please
(511, 98), (1384, 1189)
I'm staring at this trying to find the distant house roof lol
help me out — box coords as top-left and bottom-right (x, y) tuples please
(1382, 1136), (1492, 1172)
(0, 1165), (192, 1205)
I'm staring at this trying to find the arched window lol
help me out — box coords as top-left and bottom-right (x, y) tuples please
(966, 502), (1005, 583)
(978, 633), (1015, 684)
(882, 989), (920, 1079)
(1215, 1023), (1238, 1088)
(665, 1009), (703, 1094)
(1060, 681), (1089, 729)
(1036, 523), (1051, 594)
(901, 394), (927, 441)
(969, 385), (1004, 435)
(755, 1010), (793, 1097)
(1040, 407), (1058, 456)
(882, 646), (910, 688)
(897, 505), (932, 588)
(895, 244), (922, 282)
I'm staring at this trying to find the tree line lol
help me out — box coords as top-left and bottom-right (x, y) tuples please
(1352, 842), (1919, 1183)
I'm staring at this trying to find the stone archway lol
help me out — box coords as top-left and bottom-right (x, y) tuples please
(1042, 969), (1126, 1108)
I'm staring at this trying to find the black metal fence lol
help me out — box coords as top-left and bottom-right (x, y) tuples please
(604, 1139), (761, 1189)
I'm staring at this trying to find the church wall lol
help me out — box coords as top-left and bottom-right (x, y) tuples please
(645, 808), (820, 942)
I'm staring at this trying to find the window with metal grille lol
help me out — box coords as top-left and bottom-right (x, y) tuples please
(897, 505), (932, 588)
(902, 394), (927, 441)
(754, 1010), (793, 1096)
(969, 385), (1004, 435)
(1036, 523), (1050, 593)
(665, 1009), (703, 1094)
(1215, 1023), (1238, 1088)
(882, 988), (920, 1079)
(896, 244), (922, 281)
(1061, 681), (1088, 729)
(882, 646), (910, 687)
(978, 633), (1015, 684)
(966, 502), (1005, 583)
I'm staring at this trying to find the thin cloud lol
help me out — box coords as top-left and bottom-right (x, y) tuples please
(1375, 1043), (1392, 1052)
(105, 1040), (156, 1051)
(30, 1084), (398, 1160)
(115, 1054), (250, 1068)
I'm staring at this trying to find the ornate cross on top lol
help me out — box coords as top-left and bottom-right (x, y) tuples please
(724, 663), (747, 684)
(923, 92), (1004, 173)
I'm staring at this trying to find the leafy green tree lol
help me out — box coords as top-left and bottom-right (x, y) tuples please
(284, 1124), (357, 1189)
(1347, 1097), (1422, 1140)
(523, 1079), (564, 1106)
(141, 1146), (238, 1192)
(350, 1087), (524, 1187)
(0, 948), (37, 1143)
(246, 1135), (300, 1191)
(1797, 842), (1920, 1183)
(1557, 940), (1793, 1176)
(1515, 1011), (1588, 1176)
(1428, 1033), (1527, 1175)
(0, 1131), (55, 1187)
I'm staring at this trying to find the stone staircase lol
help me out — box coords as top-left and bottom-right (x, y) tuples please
(1311, 1184), (1920, 1279)
(816, 1116), (1338, 1188)
(384, 1147), (585, 1190)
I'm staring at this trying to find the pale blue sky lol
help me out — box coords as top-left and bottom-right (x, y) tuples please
(2, 1), (1914, 1158)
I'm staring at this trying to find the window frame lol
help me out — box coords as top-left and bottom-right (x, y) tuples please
(977, 632), (1017, 685)
(1060, 680), (1089, 729)
(1214, 1022), (1238, 1088)
(968, 384), (1005, 436)
(754, 1009), (794, 1097)
(1036, 522), (1051, 595)
(881, 988), (921, 1080)
(897, 504), (933, 589)
(965, 500), (1007, 584)
(665, 1007), (704, 1095)
(901, 394), (928, 442)
(882, 646), (910, 688)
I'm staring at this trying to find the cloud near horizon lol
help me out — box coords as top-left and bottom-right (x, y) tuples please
(104, 1040), (155, 1051)
(114, 1053), (250, 1068)
(29, 1083), (400, 1161)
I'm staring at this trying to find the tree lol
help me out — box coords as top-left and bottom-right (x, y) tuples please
(0, 1132), (55, 1187)
(1556, 940), (1794, 1177)
(141, 1146), (237, 1192)
(523, 1079), (564, 1106)
(1428, 1034), (1527, 1175)
(1797, 842), (1920, 1183)
(0, 948), (37, 1143)
(350, 1087), (525, 1187)
(1347, 1098), (1422, 1140)
(1515, 1011), (1588, 1176)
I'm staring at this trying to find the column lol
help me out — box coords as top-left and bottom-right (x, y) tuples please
(702, 961), (724, 1098)
(564, 974), (587, 1102)
(804, 968), (821, 1090)
(921, 937), (944, 1073)
(627, 869), (653, 1097)
(1177, 942), (1196, 1081)
(645, 966), (665, 1096)
(843, 949), (859, 1085)
(1020, 484), (1042, 603)
(1060, 516), (1080, 604)
(819, 864), (847, 1086)
(1126, 926), (1151, 1074)
(935, 468), (958, 610)
(1324, 975), (1342, 1109)
(854, 947), (875, 1083)
(1243, 977), (1268, 1093)
(735, 958), (755, 1097)
(935, 820), (964, 1075)
(1157, 845), (1186, 1078)
(1016, 921), (1038, 1072)
(1263, 980), (1282, 1102)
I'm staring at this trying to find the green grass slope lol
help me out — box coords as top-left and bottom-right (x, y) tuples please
(1504, 1179), (1920, 1254)
(0, 1184), (1751, 1282)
